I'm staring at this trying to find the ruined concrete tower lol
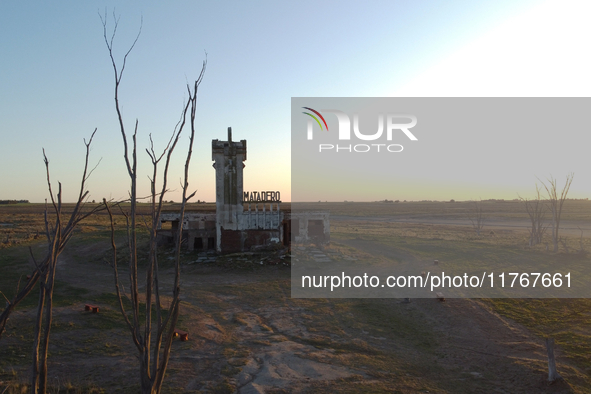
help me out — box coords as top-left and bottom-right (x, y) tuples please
(212, 127), (247, 251)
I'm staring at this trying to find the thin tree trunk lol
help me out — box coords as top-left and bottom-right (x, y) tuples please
(27, 132), (101, 394)
(0, 267), (42, 341)
(31, 279), (46, 394)
(39, 258), (58, 393)
(101, 12), (205, 392)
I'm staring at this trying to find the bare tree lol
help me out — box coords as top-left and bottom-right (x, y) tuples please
(469, 200), (486, 236)
(540, 174), (574, 253)
(520, 185), (547, 247)
(101, 12), (206, 394)
(0, 130), (102, 394)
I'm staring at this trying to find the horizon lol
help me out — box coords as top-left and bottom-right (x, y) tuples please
(3, 197), (590, 206)
(2, 0), (590, 204)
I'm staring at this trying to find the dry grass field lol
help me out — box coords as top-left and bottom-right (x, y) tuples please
(1, 201), (591, 393)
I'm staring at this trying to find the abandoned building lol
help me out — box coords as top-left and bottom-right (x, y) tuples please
(158, 128), (330, 254)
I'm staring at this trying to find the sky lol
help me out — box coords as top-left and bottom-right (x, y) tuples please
(291, 97), (589, 202)
(1, 0), (589, 203)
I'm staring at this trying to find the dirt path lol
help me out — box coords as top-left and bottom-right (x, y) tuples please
(332, 215), (591, 238)
(38, 242), (588, 393)
(410, 298), (578, 393)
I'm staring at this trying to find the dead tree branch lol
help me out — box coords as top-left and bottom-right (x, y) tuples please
(539, 174), (574, 253)
(0, 131), (103, 342)
(520, 185), (548, 247)
(0, 129), (103, 394)
(469, 200), (486, 236)
(101, 12), (206, 393)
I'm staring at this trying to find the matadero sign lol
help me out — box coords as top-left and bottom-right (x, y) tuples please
(158, 128), (328, 254)
(243, 191), (281, 203)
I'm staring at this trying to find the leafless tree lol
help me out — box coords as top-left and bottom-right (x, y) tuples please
(101, 11), (206, 394)
(0, 130), (103, 394)
(469, 200), (486, 236)
(540, 174), (574, 253)
(520, 185), (548, 247)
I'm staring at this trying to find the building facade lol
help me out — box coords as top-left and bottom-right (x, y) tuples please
(158, 128), (329, 253)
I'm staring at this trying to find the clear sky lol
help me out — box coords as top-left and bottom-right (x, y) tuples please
(1, 0), (589, 203)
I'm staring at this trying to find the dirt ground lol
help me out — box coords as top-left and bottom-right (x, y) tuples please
(2, 215), (591, 393)
(331, 215), (591, 238)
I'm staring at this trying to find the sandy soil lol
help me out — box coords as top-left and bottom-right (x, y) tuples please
(332, 215), (591, 238)
(48, 241), (585, 393)
(2, 224), (588, 393)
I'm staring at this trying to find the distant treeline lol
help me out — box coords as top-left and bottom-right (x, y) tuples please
(368, 197), (590, 204)
(0, 200), (30, 204)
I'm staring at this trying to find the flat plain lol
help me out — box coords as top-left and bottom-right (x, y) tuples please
(1, 200), (591, 393)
